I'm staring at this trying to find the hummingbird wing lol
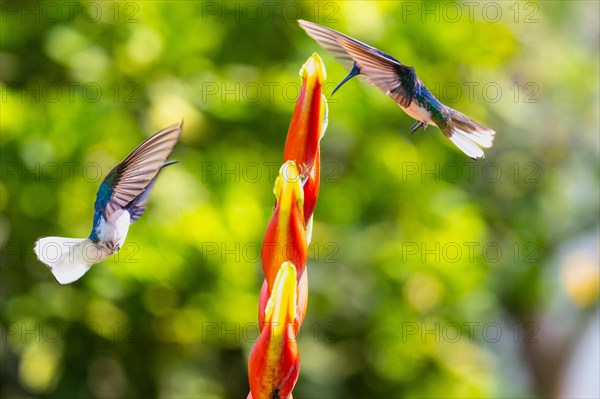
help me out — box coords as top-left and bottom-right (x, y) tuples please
(127, 161), (177, 223)
(98, 122), (182, 221)
(298, 20), (359, 70)
(298, 20), (417, 107)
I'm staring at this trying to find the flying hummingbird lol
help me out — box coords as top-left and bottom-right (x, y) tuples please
(298, 20), (495, 159)
(34, 122), (182, 284)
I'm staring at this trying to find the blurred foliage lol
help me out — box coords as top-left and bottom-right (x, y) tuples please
(1, 1), (599, 398)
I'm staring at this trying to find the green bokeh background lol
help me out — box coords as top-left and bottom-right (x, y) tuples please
(1, 1), (599, 398)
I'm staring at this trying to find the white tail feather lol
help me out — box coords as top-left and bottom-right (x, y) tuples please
(442, 110), (495, 159)
(446, 129), (485, 159)
(34, 237), (111, 284)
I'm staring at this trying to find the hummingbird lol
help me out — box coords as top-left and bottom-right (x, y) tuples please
(298, 20), (495, 159)
(34, 122), (182, 284)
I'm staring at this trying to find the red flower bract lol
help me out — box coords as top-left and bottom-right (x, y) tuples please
(261, 162), (307, 292)
(249, 53), (327, 399)
(249, 262), (299, 399)
(284, 53), (327, 226)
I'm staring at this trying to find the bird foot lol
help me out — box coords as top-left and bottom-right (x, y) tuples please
(410, 121), (427, 134)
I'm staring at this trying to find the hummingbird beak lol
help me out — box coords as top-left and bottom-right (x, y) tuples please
(331, 62), (361, 96)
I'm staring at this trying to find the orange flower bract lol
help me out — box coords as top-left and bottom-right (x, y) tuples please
(249, 263), (299, 399)
(249, 53), (327, 399)
(284, 53), (327, 225)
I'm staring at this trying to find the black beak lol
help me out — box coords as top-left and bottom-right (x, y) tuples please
(331, 63), (361, 96)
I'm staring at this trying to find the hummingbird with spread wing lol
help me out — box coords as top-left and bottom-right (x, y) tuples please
(34, 122), (182, 284)
(298, 20), (495, 159)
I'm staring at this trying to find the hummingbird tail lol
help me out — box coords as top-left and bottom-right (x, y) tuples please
(34, 237), (109, 284)
(441, 110), (495, 159)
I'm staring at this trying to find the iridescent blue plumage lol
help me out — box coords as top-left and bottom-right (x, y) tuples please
(412, 84), (448, 126)
(90, 181), (114, 242)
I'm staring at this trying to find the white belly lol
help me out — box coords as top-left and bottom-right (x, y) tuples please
(96, 209), (131, 251)
(400, 102), (436, 126)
